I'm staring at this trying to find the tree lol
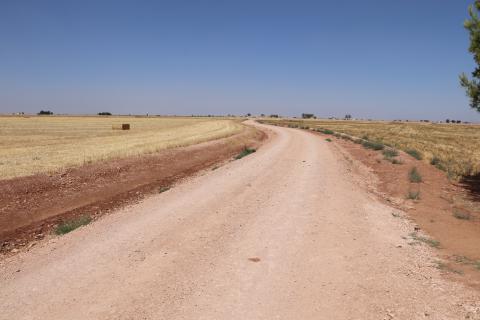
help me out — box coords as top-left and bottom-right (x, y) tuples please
(302, 113), (315, 119)
(38, 110), (53, 115)
(460, 1), (480, 112)
(345, 114), (352, 120)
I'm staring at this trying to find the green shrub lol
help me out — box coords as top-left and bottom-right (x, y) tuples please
(407, 191), (420, 200)
(55, 216), (92, 235)
(410, 232), (440, 248)
(453, 210), (471, 220)
(382, 149), (399, 159)
(406, 149), (422, 160)
(390, 158), (403, 165)
(429, 156), (446, 171)
(325, 138), (332, 142)
(158, 186), (171, 193)
(430, 156), (440, 166)
(408, 167), (422, 183)
(362, 141), (384, 151)
(235, 147), (256, 160)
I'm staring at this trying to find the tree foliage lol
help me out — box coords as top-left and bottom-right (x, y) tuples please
(460, 1), (480, 112)
(302, 113), (315, 119)
(38, 110), (53, 115)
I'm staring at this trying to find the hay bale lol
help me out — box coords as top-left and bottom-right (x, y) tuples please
(112, 124), (130, 130)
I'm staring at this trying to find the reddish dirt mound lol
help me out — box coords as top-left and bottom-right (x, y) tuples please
(0, 126), (266, 254)
(321, 132), (480, 290)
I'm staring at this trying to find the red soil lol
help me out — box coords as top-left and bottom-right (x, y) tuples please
(324, 133), (480, 290)
(0, 126), (266, 254)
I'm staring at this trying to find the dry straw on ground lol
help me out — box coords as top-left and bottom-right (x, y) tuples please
(0, 116), (243, 179)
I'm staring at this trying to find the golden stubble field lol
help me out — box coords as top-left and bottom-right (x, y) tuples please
(0, 116), (243, 179)
(262, 118), (480, 178)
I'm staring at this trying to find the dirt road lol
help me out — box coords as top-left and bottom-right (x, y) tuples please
(1, 122), (479, 319)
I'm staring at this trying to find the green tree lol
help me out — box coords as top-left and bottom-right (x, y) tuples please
(460, 1), (480, 112)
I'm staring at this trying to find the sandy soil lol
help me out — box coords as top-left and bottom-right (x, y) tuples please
(0, 122), (479, 319)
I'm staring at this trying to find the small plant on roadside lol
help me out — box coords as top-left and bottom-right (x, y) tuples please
(453, 210), (471, 220)
(390, 158), (403, 165)
(382, 149), (399, 159)
(430, 156), (440, 166)
(408, 167), (422, 183)
(321, 129), (334, 135)
(410, 232), (440, 248)
(475, 261), (480, 271)
(406, 190), (420, 200)
(454, 255), (471, 264)
(362, 140), (384, 151)
(235, 147), (256, 160)
(55, 216), (92, 235)
(435, 261), (464, 275)
(406, 149), (422, 160)
(435, 162), (447, 171)
(453, 255), (480, 271)
(158, 186), (171, 193)
(354, 138), (362, 144)
(325, 138), (332, 142)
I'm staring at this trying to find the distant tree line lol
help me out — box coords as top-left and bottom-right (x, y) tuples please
(98, 112), (112, 115)
(38, 110), (53, 115)
(301, 113), (315, 119)
(446, 119), (463, 124)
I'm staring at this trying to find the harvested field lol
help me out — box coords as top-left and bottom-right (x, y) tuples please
(261, 119), (480, 178)
(0, 116), (243, 179)
(0, 124), (265, 253)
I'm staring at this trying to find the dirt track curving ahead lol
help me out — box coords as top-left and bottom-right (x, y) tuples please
(1, 121), (479, 319)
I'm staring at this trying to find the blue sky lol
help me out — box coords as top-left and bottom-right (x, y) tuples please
(1, 0), (479, 121)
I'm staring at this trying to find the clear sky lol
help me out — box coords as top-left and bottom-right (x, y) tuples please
(1, 0), (480, 121)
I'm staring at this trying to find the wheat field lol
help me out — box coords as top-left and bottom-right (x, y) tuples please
(0, 116), (243, 179)
(262, 119), (480, 178)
